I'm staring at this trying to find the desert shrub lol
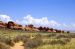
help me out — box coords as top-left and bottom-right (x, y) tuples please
(67, 31), (70, 33)
(13, 35), (29, 43)
(13, 35), (23, 43)
(5, 38), (14, 46)
(49, 39), (66, 45)
(43, 38), (71, 45)
(69, 34), (75, 38)
(49, 38), (71, 45)
(0, 42), (10, 49)
(43, 39), (51, 45)
(46, 33), (56, 37)
(24, 37), (43, 49)
(35, 34), (42, 38)
(0, 36), (14, 46)
(62, 38), (71, 43)
(56, 34), (70, 39)
(21, 35), (30, 43)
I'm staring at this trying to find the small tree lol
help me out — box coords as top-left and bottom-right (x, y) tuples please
(38, 26), (43, 31)
(28, 24), (33, 28)
(50, 28), (53, 32)
(67, 31), (70, 33)
(62, 30), (64, 33)
(45, 27), (49, 31)
(43, 27), (46, 31)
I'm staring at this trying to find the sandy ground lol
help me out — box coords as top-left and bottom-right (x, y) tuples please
(11, 42), (24, 49)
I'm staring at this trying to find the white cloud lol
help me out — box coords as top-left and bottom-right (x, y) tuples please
(72, 24), (75, 27)
(60, 23), (75, 31)
(0, 14), (75, 31)
(0, 15), (12, 22)
(17, 14), (75, 31)
(49, 20), (61, 27)
(16, 14), (61, 28)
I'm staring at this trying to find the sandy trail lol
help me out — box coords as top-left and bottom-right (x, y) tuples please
(11, 42), (24, 49)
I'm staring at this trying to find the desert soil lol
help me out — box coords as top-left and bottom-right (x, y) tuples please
(11, 42), (24, 49)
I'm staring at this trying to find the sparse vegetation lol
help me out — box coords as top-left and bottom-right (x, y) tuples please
(24, 37), (43, 49)
(0, 35), (14, 47)
(0, 42), (10, 49)
(13, 35), (30, 43)
(0, 28), (75, 49)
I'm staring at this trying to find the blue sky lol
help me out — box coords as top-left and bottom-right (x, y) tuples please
(0, 0), (75, 31)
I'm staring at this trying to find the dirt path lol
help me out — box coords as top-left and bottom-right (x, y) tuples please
(11, 42), (24, 49)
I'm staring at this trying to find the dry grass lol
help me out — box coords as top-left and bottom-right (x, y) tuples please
(0, 28), (75, 49)
(0, 42), (10, 49)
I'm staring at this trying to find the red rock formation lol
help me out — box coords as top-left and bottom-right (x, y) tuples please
(0, 21), (5, 28)
(7, 21), (15, 29)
